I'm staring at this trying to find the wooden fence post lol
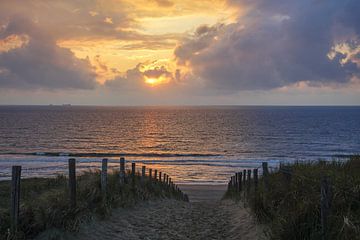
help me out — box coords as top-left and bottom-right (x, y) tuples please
(184, 194), (189, 202)
(163, 173), (166, 183)
(281, 165), (292, 186)
(243, 169), (246, 183)
(10, 165), (21, 234)
(119, 157), (125, 184)
(235, 173), (239, 191)
(159, 172), (162, 182)
(247, 169), (251, 190)
(238, 172), (242, 192)
(321, 176), (332, 240)
(101, 159), (108, 196)
(154, 170), (158, 181)
(149, 169), (152, 180)
(262, 162), (269, 190)
(131, 162), (136, 177)
(68, 158), (76, 208)
(141, 166), (146, 182)
(253, 169), (258, 190)
(237, 172), (241, 191)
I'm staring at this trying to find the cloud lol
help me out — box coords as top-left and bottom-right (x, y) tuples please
(174, 0), (360, 92)
(105, 64), (144, 90)
(120, 40), (176, 50)
(104, 17), (114, 25)
(0, 17), (96, 90)
(105, 61), (175, 90)
(143, 65), (172, 79)
(154, 0), (174, 7)
(0, 0), (133, 40)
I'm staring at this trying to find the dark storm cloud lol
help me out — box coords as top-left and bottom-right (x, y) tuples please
(0, 17), (97, 90)
(175, 0), (360, 91)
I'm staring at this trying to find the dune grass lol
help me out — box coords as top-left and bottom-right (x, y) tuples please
(0, 170), (185, 239)
(225, 155), (360, 240)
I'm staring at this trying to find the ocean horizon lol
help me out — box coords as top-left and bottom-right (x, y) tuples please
(0, 105), (359, 184)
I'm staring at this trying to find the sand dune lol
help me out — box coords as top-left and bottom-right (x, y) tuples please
(37, 185), (266, 240)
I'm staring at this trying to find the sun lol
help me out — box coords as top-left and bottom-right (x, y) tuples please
(144, 76), (169, 86)
(145, 78), (158, 85)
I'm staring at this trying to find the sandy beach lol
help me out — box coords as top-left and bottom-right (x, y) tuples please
(37, 184), (265, 240)
(179, 184), (228, 202)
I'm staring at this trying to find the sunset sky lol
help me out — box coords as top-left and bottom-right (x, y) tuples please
(0, 0), (359, 105)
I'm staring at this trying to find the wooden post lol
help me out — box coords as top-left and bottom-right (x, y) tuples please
(164, 174), (167, 183)
(321, 176), (332, 240)
(235, 173), (239, 191)
(169, 178), (172, 187)
(68, 158), (76, 208)
(119, 157), (125, 184)
(131, 162), (136, 177)
(141, 166), (146, 182)
(247, 169), (251, 190)
(238, 172), (242, 191)
(154, 170), (158, 181)
(101, 159), (108, 195)
(281, 166), (292, 186)
(243, 169), (246, 183)
(10, 165), (21, 234)
(166, 175), (169, 185)
(262, 162), (269, 190)
(184, 194), (189, 202)
(253, 169), (258, 190)
(159, 172), (162, 182)
(262, 162), (269, 176)
(237, 173), (240, 190)
(149, 169), (152, 179)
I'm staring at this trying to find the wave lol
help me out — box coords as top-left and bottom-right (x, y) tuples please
(0, 151), (222, 158)
(0, 157), (281, 170)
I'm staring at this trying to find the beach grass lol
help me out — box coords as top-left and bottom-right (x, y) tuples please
(225, 155), (360, 240)
(0, 170), (185, 239)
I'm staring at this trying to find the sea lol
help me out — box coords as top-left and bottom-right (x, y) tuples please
(0, 106), (359, 184)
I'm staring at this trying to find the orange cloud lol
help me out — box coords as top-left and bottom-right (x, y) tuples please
(0, 34), (29, 53)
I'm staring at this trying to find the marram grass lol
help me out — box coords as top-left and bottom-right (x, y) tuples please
(0, 170), (185, 239)
(225, 155), (360, 240)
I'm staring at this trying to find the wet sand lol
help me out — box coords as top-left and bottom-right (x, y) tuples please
(38, 184), (265, 240)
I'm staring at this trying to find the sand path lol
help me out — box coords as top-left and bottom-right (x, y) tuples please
(66, 185), (265, 240)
